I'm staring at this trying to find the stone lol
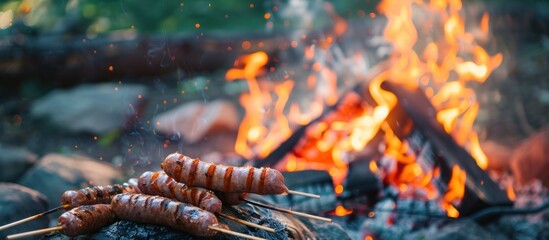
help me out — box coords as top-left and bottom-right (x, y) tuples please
(481, 140), (513, 171)
(0, 183), (49, 239)
(510, 128), (549, 187)
(0, 144), (37, 182)
(30, 83), (148, 135)
(153, 100), (239, 144)
(18, 154), (123, 209)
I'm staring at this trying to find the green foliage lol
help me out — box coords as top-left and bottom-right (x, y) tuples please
(0, 0), (380, 35)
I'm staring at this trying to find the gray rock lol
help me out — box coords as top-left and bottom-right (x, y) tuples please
(153, 100), (239, 144)
(0, 145), (37, 182)
(18, 154), (123, 210)
(31, 83), (148, 134)
(0, 183), (49, 239)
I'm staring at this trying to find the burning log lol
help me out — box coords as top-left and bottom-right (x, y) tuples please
(381, 81), (513, 217)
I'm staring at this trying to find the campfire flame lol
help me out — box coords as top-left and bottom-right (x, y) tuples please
(226, 0), (502, 218)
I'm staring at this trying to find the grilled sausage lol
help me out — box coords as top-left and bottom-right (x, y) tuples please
(138, 171), (222, 213)
(61, 184), (126, 208)
(111, 193), (227, 237)
(161, 152), (288, 194)
(215, 192), (248, 205)
(57, 204), (116, 237)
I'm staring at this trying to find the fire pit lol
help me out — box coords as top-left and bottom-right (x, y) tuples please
(1, 0), (548, 239)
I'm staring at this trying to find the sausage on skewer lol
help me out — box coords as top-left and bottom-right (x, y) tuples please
(58, 204), (116, 237)
(138, 171), (222, 213)
(6, 204), (116, 239)
(111, 193), (227, 237)
(0, 184), (134, 232)
(161, 152), (288, 194)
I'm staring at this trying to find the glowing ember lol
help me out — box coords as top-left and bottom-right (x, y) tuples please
(334, 205), (353, 217)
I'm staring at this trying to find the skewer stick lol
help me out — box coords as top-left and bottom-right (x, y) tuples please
(6, 226), (64, 239)
(217, 213), (275, 233)
(208, 225), (265, 240)
(286, 190), (320, 199)
(0, 204), (70, 231)
(243, 199), (332, 223)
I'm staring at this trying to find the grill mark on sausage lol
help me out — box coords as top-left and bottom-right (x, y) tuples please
(167, 180), (177, 197)
(205, 164), (216, 188)
(187, 159), (200, 186)
(197, 191), (207, 205)
(96, 187), (105, 199)
(83, 209), (93, 216)
(160, 198), (168, 211)
(190, 188), (198, 204)
(259, 168), (267, 194)
(174, 204), (184, 224)
(246, 167), (255, 192)
(144, 196), (151, 209)
(73, 212), (84, 222)
(112, 185), (124, 194)
(174, 160), (183, 182)
(115, 194), (123, 202)
(128, 194), (135, 205)
(81, 188), (92, 201)
(224, 167), (234, 192)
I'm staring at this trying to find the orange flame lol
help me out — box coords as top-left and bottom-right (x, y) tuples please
(228, 0), (503, 218)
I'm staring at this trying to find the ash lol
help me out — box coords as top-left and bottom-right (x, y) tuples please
(334, 181), (549, 240)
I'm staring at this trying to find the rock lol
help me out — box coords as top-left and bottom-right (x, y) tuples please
(154, 100), (239, 144)
(0, 144), (37, 182)
(481, 140), (513, 171)
(30, 83), (148, 134)
(510, 128), (549, 187)
(18, 154), (123, 209)
(0, 183), (49, 239)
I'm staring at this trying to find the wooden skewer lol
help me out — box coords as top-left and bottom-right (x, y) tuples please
(208, 225), (265, 240)
(243, 199), (332, 223)
(217, 212), (275, 233)
(286, 190), (320, 199)
(0, 204), (70, 231)
(6, 226), (64, 239)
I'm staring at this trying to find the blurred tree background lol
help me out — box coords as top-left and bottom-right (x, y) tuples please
(0, 0), (380, 36)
